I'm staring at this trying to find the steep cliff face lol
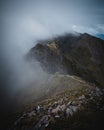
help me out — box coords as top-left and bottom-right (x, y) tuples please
(29, 33), (104, 87)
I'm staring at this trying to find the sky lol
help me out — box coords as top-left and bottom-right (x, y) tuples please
(1, 0), (104, 55)
(1, 0), (104, 41)
(0, 0), (104, 115)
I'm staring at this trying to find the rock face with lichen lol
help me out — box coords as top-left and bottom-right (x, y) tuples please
(28, 33), (104, 87)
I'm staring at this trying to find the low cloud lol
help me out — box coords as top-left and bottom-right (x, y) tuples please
(0, 0), (104, 111)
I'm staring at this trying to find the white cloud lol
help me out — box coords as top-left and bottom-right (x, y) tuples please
(72, 24), (104, 35)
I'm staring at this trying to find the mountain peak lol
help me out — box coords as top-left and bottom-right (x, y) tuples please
(28, 32), (104, 87)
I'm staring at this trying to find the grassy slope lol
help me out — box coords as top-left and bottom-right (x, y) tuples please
(11, 73), (104, 130)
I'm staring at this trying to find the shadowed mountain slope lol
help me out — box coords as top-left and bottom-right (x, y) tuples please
(28, 33), (104, 87)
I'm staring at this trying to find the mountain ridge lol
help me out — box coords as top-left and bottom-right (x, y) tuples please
(11, 32), (104, 130)
(28, 32), (104, 87)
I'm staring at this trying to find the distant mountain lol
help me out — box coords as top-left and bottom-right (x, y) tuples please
(28, 32), (104, 87)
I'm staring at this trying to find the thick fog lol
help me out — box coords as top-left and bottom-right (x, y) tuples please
(0, 0), (104, 114)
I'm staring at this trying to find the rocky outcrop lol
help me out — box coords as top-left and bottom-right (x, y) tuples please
(11, 73), (104, 130)
(28, 33), (104, 87)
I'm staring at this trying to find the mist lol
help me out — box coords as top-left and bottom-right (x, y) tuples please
(0, 0), (104, 116)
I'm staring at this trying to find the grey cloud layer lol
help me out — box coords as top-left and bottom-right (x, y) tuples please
(1, 0), (104, 37)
